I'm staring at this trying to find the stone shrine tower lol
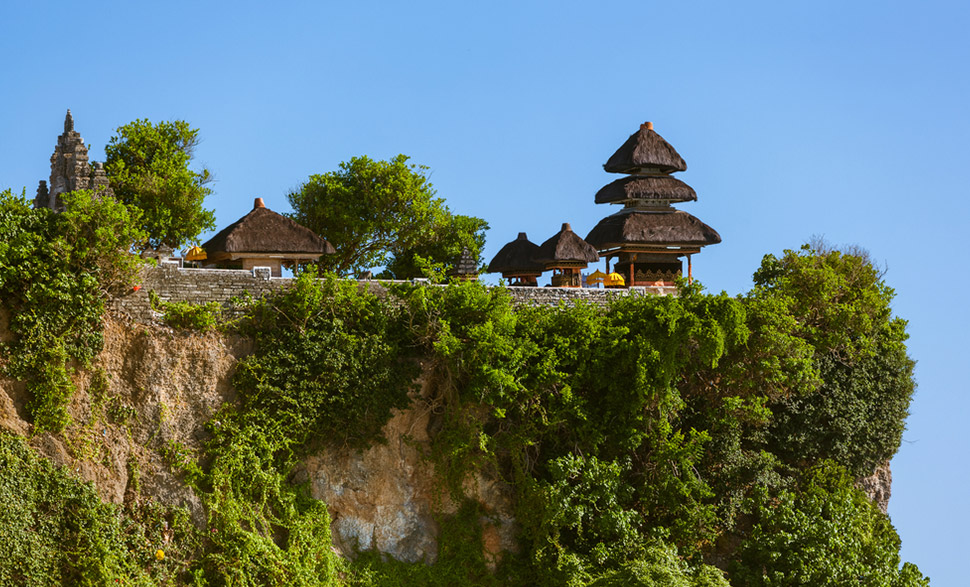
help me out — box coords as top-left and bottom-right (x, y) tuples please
(35, 110), (112, 211)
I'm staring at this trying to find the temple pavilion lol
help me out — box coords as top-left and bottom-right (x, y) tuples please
(487, 232), (544, 286)
(201, 198), (334, 276)
(535, 223), (599, 287)
(585, 122), (720, 290)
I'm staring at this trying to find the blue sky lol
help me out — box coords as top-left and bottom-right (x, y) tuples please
(2, 1), (968, 582)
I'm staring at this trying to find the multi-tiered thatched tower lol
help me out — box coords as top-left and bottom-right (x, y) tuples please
(585, 122), (720, 291)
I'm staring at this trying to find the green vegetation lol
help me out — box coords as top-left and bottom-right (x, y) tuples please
(0, 183), (926, 587)
(732, 462), (928, 586)
(151, 291), (224, 332)
(104, 119), (216, 250)
(0, 188), (145, 431)
(287, 154), (488, 278)
(0, 431), (196, 585)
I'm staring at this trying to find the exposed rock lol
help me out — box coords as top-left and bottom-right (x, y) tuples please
(0, 315), (249, 524)
(1, 312), (519, 566)
(858, 460), (893, 514)
(306, 377), (444, 563)
(306, 377), (518, 565)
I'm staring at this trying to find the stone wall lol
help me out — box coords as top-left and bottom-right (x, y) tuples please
(111, 264), (678, 323)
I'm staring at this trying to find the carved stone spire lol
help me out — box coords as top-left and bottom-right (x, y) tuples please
(38, 109), (92, 211)
(35, 110), (115, 211)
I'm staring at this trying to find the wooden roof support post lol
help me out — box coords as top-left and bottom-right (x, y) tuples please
(687, 254), (693, 285)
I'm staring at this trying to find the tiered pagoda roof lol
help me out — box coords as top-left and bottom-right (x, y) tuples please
(585, 121), (720, 288)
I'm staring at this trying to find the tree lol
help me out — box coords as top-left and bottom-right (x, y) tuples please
(381, 212), (488, 279)
(749, 242), (915, 477)
(104, 119), (216, 249)
(731, 462), (929, 586)
(286, 154), (487, 277)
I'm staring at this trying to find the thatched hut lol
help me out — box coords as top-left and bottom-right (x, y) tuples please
(201, 198), (334, 277)
(487, 232), (544, 286)
(535, 223), (599, 288)
(587, 122), (720, 288)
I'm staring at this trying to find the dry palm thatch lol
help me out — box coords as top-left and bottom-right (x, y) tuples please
(536, 223), (599, 265)
(202, 199), (335, 256)
(594, 175), (697, 205)
(603, 122), (687, 174)
(585, 209), (721, 249)
(487, 232), (544, 274)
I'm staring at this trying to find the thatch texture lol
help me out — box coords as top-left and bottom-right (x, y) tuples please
(202, 203), (335, 256)
(595, 175), (697, 205)
(585, 210), (721, 249)
(603, 123), (687, 174)
(487, 233), (543, 274)
(536, 223), (599, 265)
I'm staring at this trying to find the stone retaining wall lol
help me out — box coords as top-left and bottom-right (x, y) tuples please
(110, 264), (677, 323)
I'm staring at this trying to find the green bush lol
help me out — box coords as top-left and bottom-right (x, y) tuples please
(731, 462), (928, 586)
(0, 188), (146, 431)
(0, 431), (194, 585)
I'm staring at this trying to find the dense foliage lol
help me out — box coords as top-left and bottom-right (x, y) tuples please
(0, 431), (195, 585)
(0, 188), (145, 431)
(287, 154), (488, 278)
(104, 119), (216, 249)
(156, 273), (419, 585)
(732, 462), (928, 586)
(367, 243), (924, 585)
(0, 224), (926, 585)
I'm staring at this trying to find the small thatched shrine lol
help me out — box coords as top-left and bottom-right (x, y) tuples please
(487, 232), (544, 286)
(201, 198), (334, 276)
(448, 247), (480, 281)
(585, 122), (720, 288)
(536, 223), (599, 287)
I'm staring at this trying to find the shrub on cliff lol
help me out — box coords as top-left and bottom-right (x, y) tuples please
(0, 188), (146, 431)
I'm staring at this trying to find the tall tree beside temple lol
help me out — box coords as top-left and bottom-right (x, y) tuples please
(287, 154), (487, 277)
(104, 119), (216, 250)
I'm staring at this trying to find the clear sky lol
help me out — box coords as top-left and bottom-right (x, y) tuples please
(2, 1), (968, 582)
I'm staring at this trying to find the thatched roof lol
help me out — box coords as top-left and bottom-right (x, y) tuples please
(595, 175), (696, 205)
(603, 122), (687, 174)
(487, 232), (544, 274)
(202, 198), (335, 256)
(585, 209), (721, 249)
(536, 223), (599, 265)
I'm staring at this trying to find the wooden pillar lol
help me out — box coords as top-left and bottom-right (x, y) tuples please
(628, 261), (634, 288)
(687, 254), (693, 285)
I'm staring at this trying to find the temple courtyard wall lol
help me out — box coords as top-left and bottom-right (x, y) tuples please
(111, 263), (677, 322)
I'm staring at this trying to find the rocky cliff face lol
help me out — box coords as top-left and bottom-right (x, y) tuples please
(0, 313), (516, 565)
(0, 309), (894, 567)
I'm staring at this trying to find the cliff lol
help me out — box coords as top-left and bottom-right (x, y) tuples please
(0, 311), (515, 566)
(0, 248), (925, 585)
